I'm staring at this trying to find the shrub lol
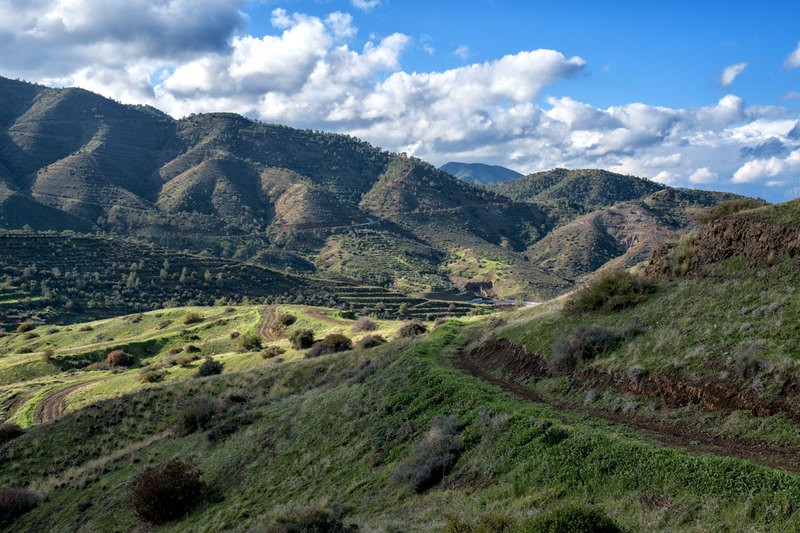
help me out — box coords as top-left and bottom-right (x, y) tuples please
(16, 321), (34, 333)
(306, 333), (353, 358)
(289, 328), (315, 350)
(184, 344), (202, 353)
(158, 320), (172, 329)
(262, 346), (286, 359)
(0, 423), (24, 444)
(197, 357), (223, 377)
(355, 335), (387, 350)
(564, 270), (655, 314)
(443, 512), (512, 533)
(183, 312), (203, 324)
(41, 348), (54, 363)
(398, 321), (427, 338)
(130, 459), (206, 524)
(551, 325), (618, 373)
(23, 332), (38, 340)
(393, 415), (464, 493)
(177, 395), (218, 434)
(697, 198), (767, 223)
(338, 310), (356, 320)
(521, 505), (621, 533)
(238, 332), (263, 352)
(78, 325), (94, 332)
(138, 369), (165, 383)
(0, 487), (39, 527)
(666, 231), (700, 278)
(106, 349), (134, 367)
(276, 313), (297, 327)
(353, 316), (378, 332)
(264, 505), (358, 533)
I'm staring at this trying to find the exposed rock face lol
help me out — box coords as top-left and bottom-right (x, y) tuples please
(646, 214), (800, 280)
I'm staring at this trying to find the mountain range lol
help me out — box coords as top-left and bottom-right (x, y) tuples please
(0, 76), (745, 300)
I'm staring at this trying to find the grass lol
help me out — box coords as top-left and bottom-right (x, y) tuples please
(3, 321), (800, 531)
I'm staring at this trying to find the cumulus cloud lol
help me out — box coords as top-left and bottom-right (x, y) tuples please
(2, 3), (800, 200)
(785, 42), (800, 69)
(720, 62), (748, 87)
(689, 167), (717, 184)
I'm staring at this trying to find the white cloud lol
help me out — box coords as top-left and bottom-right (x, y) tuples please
(689, 167), (717, 184)
(2, 3), (800, 201)
(720, 62), (748, 87)
(351, 0), (381, 11)
(732, 150), (800, 183)
(454, 45), (470, 61)
(785, 42), (800, 69)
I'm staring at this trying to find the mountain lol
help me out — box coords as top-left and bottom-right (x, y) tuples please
(0, 76), (749, 300)
(440, 161), (523, 185)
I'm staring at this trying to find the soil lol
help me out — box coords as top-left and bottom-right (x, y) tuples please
(35, 379), (106, 424)
(456, 337), (800, 473)
(259, 306), (281, 342)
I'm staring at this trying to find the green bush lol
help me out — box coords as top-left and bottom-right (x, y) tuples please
(183, 312), (203, 324)
(551, 325), (619, 373)
(697, 198), (767, 223)
(106, 349), (134, 367)
(0, 487), (39, 528)
(306, 333), (353, 358)
(0, 423), (24, 444)
(276, 313), (297, 327)
(16, 321), (34, 333)
(564, 271), (654, 314)
(520, 505), (621, 532)
(197, 357), (223, 377)
(177, 395), (218, 434)
(130, 459), (206, 524)
(138, 369), (165, 383)
(355, 335), (386, 350)
(393, 415), (464, 493)
(262, 345), (286, 358)
(289, 328), (315, 350)
(238, 332), (263, 352)
(353, 316), (378, 332)
(398, 321), (427, 338)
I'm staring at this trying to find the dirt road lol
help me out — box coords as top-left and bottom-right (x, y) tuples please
(35, 379), (105, 424)
(456, 350), (800, 474)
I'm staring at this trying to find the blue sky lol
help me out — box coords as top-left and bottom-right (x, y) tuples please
(1, 0), (799, 201)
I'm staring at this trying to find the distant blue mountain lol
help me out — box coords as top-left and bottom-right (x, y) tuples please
(440, 161), (523, 185)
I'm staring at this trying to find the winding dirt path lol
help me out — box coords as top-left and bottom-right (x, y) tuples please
(456, 350), (800, 474)
(259, 306), (281, 342)
(35, 379), (106, 424)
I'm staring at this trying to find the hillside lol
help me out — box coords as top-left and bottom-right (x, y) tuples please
(0, 77), (750, 301)
(4, 278), (800, 530)
(440, 161), (523, 185)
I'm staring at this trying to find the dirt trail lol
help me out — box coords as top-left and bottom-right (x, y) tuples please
(259, 306), (281, 342)
(35, 379), (105, 424)
(455, 351), (800, 474)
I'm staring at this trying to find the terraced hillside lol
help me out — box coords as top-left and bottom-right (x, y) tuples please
(0, 232), (478, 327)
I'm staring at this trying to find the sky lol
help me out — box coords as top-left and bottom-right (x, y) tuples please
(1, 1), (800, 202)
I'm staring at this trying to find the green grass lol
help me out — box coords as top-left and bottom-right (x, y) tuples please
(3, 321), (800, 531)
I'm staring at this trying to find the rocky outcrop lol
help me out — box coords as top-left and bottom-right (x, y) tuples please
(646, 214), (800, 280)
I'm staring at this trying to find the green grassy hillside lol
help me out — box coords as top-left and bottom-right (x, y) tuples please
(3, 310), (800, 531)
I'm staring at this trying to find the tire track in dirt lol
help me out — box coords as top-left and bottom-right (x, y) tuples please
(455, 350), (800, 474)
(35, 379), (107, 424)
(259, 306), (281, 342)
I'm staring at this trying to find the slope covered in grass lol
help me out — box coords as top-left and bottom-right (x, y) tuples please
(3, 313), (800, 531)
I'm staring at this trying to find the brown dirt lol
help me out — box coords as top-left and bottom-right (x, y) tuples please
(646, 215), (800, 280)
(259, 306), (281, 342)
(35, 379), (106, 424)
(457, 337), (800, 473)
